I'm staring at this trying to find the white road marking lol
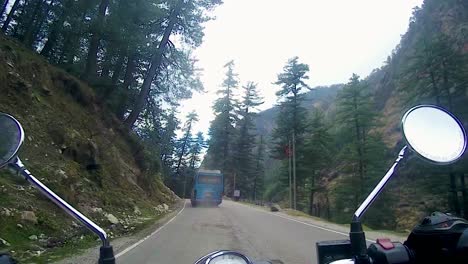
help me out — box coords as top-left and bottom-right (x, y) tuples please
(234, 201), (373, 243)
(115, 200), (187, 258)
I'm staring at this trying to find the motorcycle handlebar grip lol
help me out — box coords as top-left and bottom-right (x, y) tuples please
(367, 241), (413, 264)
(99, 245), (115, 264)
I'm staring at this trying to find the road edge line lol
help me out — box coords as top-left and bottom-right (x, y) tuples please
(115, 200), (187, 258)
(234, 201), (373, 243)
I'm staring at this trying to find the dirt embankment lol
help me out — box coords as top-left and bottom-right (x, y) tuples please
(0, 35), (178, 263)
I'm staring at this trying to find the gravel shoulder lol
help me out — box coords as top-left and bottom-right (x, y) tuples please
(53, 199), (185, 264)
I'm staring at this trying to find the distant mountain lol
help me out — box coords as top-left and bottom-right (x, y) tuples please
(254, 84), (343, 138)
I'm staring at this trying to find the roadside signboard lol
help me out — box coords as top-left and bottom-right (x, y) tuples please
(233, 190), (240, 201)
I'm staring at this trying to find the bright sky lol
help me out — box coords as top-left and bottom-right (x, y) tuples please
(179, 0), (424, 137)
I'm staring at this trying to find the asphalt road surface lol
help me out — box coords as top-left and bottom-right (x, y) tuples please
(117, 200), (347, 264)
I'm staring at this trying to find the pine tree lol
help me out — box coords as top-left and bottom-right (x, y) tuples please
(252, 135), (266, 201)
(83, 0), (110, 81)
(159, 110), (180, 181)
(175, 111), (199, 175)
(183, 132), (206, 197)
(189, 132), (205, 170)
(232, 82), (263, 197)
(272, 56), (310, 156)
(303, 110), (332, 215)
(271, 56), (310, 209)
(334, 74), (387, 212)
(124, 0), (222, 128)
(207, 60), (240, 195)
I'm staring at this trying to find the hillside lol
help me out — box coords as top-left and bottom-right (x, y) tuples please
(253, 84), (343, 182)
(252, 0), (468, 231)
(0, 35), (178, 262)
(254, 84), (343, 138)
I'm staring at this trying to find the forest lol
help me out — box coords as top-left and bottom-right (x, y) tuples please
(0, 0), (222, 198)
(1, 0), (468, 233)
(204, 0), (468, 231)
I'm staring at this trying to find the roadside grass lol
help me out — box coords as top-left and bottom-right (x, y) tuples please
(284, 208), (409, 238)
(26, 212), (167, 263)
(28, 235), (99, 264)
(237, 201), (409, 239)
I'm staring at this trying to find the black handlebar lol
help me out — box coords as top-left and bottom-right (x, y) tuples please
(99, 245), (116, 264)
(316, 212), (468, 264)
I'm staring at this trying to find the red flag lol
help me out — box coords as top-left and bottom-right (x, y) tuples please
(284, 144), (291, 157)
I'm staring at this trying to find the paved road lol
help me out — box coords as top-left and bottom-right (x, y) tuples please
(117, 200), (347, 264)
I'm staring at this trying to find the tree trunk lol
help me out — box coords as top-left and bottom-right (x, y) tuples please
(441, 61), (453, 111)
(292, 131), (297, 210)
(122, 53), (136, 91)
(111, 52), (126, 85)
(450, 171), (461, 215)
(22, 0), (45, 47)
(308, 171), (315, 216)
(40, 27), (58, 57)
(83, 0), (109, 81)
(429, 70), (441, 104)
(28, 0), (55, 48)
(59, 31), (77, 65)
(252, 136), (264, 201)
(61, 7), (90, 66)
(1, 0), (20, 32)
(461, 173), (468, 219)
(114, 53), (136, 119)
(252, 173), (257, 201)
(0, 0), (9, 19)
(100, 57), (112, 78)
(124, 0), (184, 129)
(40, 0), (73, 58)
(176, 122), (192, 175)
(353, 96), (364, 203)
(100, 44), (118, 78)
(288, 139), (292, 208)
(253, 140), (261, 201)
(224, 90), (231, 193)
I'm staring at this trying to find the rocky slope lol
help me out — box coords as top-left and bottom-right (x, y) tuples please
(0, 35), (178, 263)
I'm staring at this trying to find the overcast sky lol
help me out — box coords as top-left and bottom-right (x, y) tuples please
(179, 0), (424, 137)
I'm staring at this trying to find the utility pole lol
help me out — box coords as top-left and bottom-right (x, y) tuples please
(233, 172), (236, 195)
(288, 139), (292, 208)
(292, 132), (297, 210)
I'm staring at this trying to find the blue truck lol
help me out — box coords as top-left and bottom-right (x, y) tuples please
(190, 169), (223, 207)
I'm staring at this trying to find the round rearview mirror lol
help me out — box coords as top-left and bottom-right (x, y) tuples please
(0, 113), (24, 168)
(402, 105), (467, 164)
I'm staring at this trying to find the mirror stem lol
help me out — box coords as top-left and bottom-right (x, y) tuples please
(9, 157), (110, 247)
(349, 146), (408, 264)
(353, 146), (408, 219)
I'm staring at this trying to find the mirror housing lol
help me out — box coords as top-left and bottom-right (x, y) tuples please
(402, 105), (467, 164)
(0, 113), (24, 168)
